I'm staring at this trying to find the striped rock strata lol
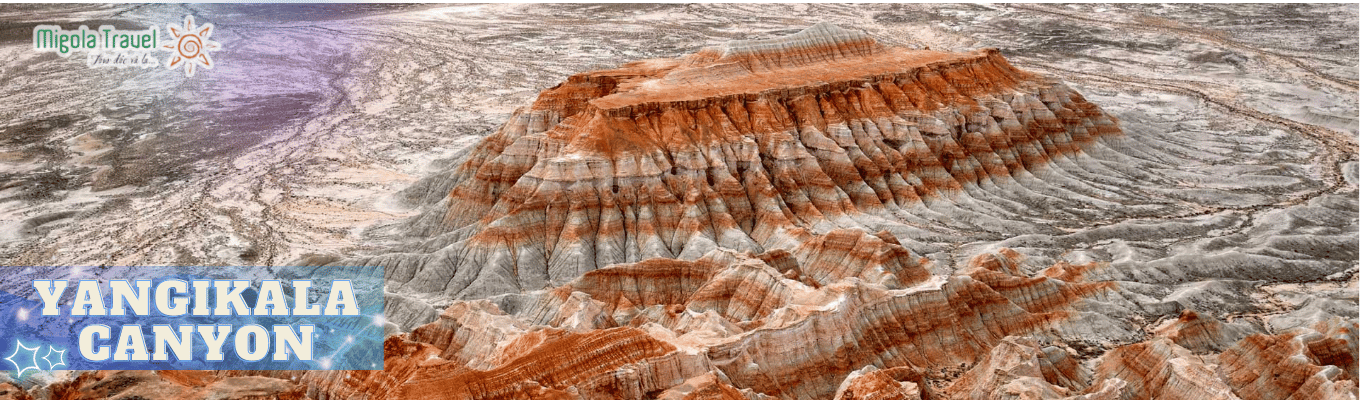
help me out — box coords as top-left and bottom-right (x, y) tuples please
(39, 250), (1353, 399)
(834, 365), (932, 400)
(17, 248), (1106, 400)
(15, 18), (1360, 400)
(197, 22), (1351, 400)
(1219, 318), (1358, 400)
(273, 249), (1106, 400)
(359, 22), (1122, 300)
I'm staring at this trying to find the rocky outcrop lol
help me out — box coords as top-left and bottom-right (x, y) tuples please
(185, 247), (1090, 400)
(28, 20), (1344, 400)
(43, 371), (304, 400)
(1151, 310), (1258, 354)
(705, 276), (1072, 399)
(834, 365), (932, 400)
(315, 22), (1191, 400)
(1086, 339), (1240, 400)
(943, 337), (1090, 400)
(394, 327), (696, 400)
(1219, 318), (1358, 400)
(357, 22), (1124, 301)
(0, 383), (31, 400)
(653, 373), (750, 400)
(9, 2), (1359, 399)
(964, 250), (1115, 316)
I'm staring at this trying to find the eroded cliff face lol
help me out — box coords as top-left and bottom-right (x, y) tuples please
(26, 22), (1357, 400)
(329, 23), (1349, 400)
(371, 22), (1122, 300)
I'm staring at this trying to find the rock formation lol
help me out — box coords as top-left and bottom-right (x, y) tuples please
(25, 21), (1358, 400)
(366, 21), (1122, 300)
(1151, 310), (1257, 354)
(320, 22), (1353, 400)
(834, 365), (932, 400)
(1219, 318), (1358, 400)
(942, 337), (1090, 400)
(40, 371), (303, 400)
(1086, 339), (1241, 400)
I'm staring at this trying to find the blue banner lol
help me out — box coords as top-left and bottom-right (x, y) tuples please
(0, 265), (383, 377)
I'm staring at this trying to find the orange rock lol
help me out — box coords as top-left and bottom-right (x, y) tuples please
(393, 327), (694, 400)
(1088, 339), (1240, 400)
(966, 251), (1115, 315)
(1039, 261), (1102, 283)
(1151, 310), (1256, 353)
(49, 23), (1150, 400)
(506, 250), (802, 328)
(654, 373), (749, 400)
(944, 337), (1086, 400)
(0, 383), (32, 400)
(1220, 317), (1358, 400)
(567, 257), (725, 317)
(380, 23), (1125, 300)
(790, 229), (931, 288)
(45, 370), (304, 400)
(706, 276), (1072, 399)
(834, 366), (933, 400)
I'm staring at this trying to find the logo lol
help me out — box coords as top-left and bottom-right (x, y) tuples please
(162, 15), (219, 77)
(32, 15), (220, 77)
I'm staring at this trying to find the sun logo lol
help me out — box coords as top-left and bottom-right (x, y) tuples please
(163, 15), (220, 77)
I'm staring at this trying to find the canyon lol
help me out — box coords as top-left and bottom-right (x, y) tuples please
(306, 22), (1357, 400)
(0, 4), (1355, 400)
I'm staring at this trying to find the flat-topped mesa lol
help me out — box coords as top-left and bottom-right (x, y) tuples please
(381, 23), (1124, 300)
(529, 34), (1035, 121)
(524, 22), (895, 120)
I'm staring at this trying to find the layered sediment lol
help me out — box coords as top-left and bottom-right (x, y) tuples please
(368, 22), (1122, 300)
(321, 23), (1353, 400)
(30, 21), (1355, 400)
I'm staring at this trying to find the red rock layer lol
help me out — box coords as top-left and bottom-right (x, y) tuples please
(396, 327), (687, 400)
(406, 301), (537, 369)
(834, 366), (933, 400)
(944, 337), (1089, 400)
(1039, 344), (1092, 393)
(513, 250), (800, 328)
(45, 370), (304, 400)
(791, 228), (931, 288)
(375, 23), (1124, 300)
(654, 373), (750, 400)
(564, 257), (725, 316)
(1151, 310), (1253, 353)
(1038, 261), (1103, 283)
(0, 383), (31, 400)
(1087, 339), (1239, 400)
(965, 250), (1115, 315)
(1219, 318), (1358, 400)
(679, 260), (798, 324)
(705, 276), (1072, 399)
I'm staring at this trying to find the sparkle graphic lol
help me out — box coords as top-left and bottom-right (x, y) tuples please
(43, 346), (66, 370)
(4, 340), (40, 378)
(163, 15), (220, 77)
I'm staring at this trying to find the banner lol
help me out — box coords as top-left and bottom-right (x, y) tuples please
(1, 265), (383, 376)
